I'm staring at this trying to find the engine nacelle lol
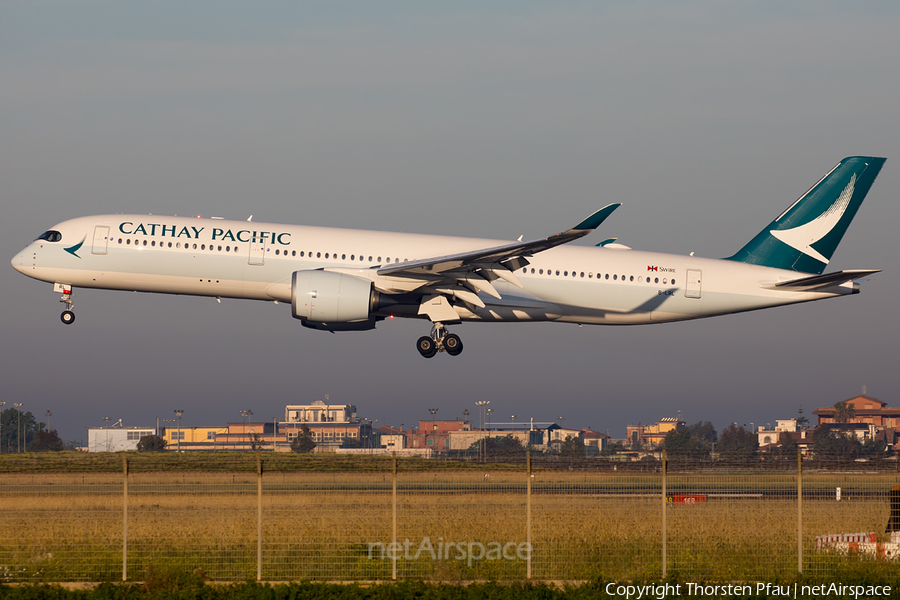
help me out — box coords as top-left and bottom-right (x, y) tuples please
(291, 270), (374, 324)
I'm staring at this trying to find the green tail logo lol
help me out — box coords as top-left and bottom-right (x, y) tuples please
(726, 157), (885, 274)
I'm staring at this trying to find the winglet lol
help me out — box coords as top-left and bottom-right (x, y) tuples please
(571, 204), (621, 232)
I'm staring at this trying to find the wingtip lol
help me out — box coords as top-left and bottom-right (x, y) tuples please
(573, 203), (622, 231)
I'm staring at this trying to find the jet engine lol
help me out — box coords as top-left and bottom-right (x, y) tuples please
(291, 270), (384, 331)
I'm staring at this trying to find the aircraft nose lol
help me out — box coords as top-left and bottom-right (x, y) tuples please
(11, 248), (29, 274)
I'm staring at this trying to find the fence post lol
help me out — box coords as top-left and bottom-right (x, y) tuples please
(526, 450), (532, 580)
(123, 456), (128, 582)
(661, 449), (667, 579)
(257, 454), (263, 582)
(797, 448), (803, 574)
(392, 453), (397, 581)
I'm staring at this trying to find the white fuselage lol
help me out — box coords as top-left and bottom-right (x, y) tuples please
(11, 214), (856, 326)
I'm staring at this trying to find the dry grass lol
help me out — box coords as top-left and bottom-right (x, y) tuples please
(0, 469), (897, 582)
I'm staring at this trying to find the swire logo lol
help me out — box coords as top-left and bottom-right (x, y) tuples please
(647, 266), (658, 272)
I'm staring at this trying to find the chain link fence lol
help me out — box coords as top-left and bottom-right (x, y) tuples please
(0, 452), (898, 582)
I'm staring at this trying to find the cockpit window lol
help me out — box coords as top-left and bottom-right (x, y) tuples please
(35, 230), (63, 242)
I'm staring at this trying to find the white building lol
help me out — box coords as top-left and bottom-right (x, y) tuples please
(757, 419), (798, 447)
(285, 400), (358, 424)
(87, 426), (157, 452)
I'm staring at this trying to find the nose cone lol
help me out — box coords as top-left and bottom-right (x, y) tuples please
(11, 247), (29, 274)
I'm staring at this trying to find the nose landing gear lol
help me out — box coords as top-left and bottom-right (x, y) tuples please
(55, 283), (75, 325)
(416, 323), (464, 358)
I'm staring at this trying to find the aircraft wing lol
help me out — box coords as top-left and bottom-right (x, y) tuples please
(374, 204), (620, 312)
(377, 204), (620, 279)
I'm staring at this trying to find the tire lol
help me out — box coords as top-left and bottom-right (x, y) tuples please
(444, 333), (463, 356)
(416, 336), (437, 358)
(61, 310), (75, 325)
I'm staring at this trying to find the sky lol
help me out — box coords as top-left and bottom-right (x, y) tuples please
(2, 1), (899, 446)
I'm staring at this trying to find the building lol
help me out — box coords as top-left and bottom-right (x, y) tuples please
(626, 417), (684, 449)
(581, 429), (609, 454)
(278, 399), (373, 451)
(447, 424), (583, 453)
(285, 400), (357, 424)
(406, 420), (470, 451)
(813, 394), (900, 451)
(87, 426), (157, 452)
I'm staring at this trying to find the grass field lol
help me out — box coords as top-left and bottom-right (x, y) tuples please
(0, 454), (898, 583)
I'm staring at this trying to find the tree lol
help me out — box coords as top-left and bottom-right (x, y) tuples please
(137, 435), (167, 452)
(559, 436), (585, 461)
(661, 428), (710, 458)
(601, 440), (628, 456)
(29, 429), (65, 452)
(467, 434), (524, 458)
(812, 425), (861, 459)
(687, 421), (718, 444)
(833, 401), (857, 425)
(290, 424), (316, 454)
(717, 424), (758, 461)
(771, 435), (799, 461)
(249, 433), (269, 451)
(796, 406), (809, 429)
(1, 408), (38, 453)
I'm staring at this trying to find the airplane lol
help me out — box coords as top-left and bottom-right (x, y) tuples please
(11, 156), (885, 358)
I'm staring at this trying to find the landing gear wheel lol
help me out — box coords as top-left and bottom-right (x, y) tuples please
(416, 336), (437, 358)
(61, 310), (75, 325)
(444, 333), (463, 356)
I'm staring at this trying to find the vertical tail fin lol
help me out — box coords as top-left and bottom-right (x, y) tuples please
(726, 157), (885, 274)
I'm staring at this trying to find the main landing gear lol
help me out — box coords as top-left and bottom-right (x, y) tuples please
(57, 284), (75, 325)
(416, 322), (463, 358)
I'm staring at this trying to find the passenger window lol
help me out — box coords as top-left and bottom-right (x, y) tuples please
(168, 242), (172, 248)
(218, 246), (222, 251)
(613, 274), (617, 280)
(672, 279), (676, 285)
(555, 270), (560, 276)
(342, 254), (346, 260)
(127, 239), (131, 245)
(580, 272), (584, 278)
(655, 277), (659, 283)
(292, 251), (296, 257)
(143, 240), (148, 246)
(630, 275), (634, 281)
(201, 244), (205, 250)
(605, 274), (609, 280)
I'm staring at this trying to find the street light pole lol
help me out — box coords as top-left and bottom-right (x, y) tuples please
(475, 401), (489, 458)
(0, 402), (5, 453)
(174, 410), (184, 452)
(45, 411), (52, 432)
(428, 408), (438, 450)
(13, 403), (25, 453)
(103, 416), (111, 452)
(241, 410), (253, 451)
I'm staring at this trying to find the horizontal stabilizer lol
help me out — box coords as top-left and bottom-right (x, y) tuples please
(771, 270), (880, 291)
